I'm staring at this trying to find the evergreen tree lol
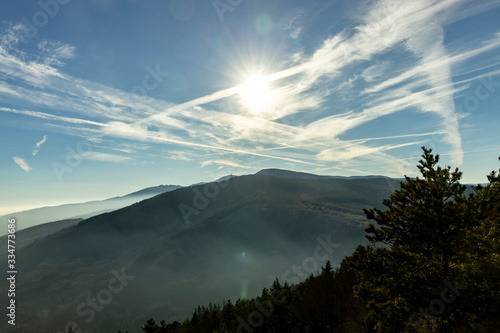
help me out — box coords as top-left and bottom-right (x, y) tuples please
(346, 147), (500, 332)
(141, 318), (159, 333)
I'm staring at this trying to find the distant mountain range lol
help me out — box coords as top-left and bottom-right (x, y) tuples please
(0, 184), (181, 235)
(1, 169), (402, 333)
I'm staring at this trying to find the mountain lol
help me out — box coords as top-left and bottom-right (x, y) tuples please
(256, 168), (327, 179)
(256, 168), (397, 180)
(191, 174), (237, 186)
(122, 184), (183, 197)
(0, 184), (181, 235)
(1, 171), (401, 333)
(0, 218), (83, 257)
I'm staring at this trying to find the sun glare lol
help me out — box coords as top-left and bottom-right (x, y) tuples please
(238, 74), (273, 113)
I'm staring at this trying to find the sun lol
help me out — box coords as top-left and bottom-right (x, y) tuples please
(238, 74), (273, 113)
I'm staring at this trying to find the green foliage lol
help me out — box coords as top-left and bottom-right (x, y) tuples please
(363, 147), (470, 263)
(346, 147), (500, 332)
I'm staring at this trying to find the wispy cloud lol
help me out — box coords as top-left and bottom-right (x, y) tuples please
(201, 159), (251, 169)
(13, 157), (32, 172)
(290, 27), (302, 40)
(79, 152), (134, 163)
(0, 107), (106, 127)
(283, 9), (305, 40)
(32, 135), (47, 156)
(37, 40), (75, 66)
(166, 151), (195, 161)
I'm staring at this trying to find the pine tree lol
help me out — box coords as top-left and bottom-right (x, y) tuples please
(346, 147), (500, 332)
(141, 318), (159, 333)
(363, 147), (470, 277)
(321, 260), (333, 275)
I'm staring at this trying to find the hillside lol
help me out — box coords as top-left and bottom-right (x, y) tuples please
(1, 171), (400, 333)
(0, 218), (82, 257)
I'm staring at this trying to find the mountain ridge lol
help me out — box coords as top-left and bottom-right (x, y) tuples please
(255, 168), (397, 180)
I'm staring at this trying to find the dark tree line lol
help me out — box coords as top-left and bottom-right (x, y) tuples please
(134, 148), (499, 333)
(138, 262), (364, 333)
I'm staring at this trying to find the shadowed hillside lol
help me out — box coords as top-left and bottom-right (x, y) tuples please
(1, 171), (400, 333)
(0, 218), (82, 257)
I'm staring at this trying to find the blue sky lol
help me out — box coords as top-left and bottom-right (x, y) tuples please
(1, 0), (500, 215)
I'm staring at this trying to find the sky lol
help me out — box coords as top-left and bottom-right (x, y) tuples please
(1, 0), (500, 215)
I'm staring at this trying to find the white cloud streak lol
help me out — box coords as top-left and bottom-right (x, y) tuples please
(79, 152), (134, 163)
(32, 135), (47, 156)
(201, 159), (251, 169)
(13, 157), (32, 172)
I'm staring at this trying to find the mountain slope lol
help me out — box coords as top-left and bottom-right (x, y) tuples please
(0, 218), (82, 257)
(3, 172), (401, 333)
(0, 184), (181, 234)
